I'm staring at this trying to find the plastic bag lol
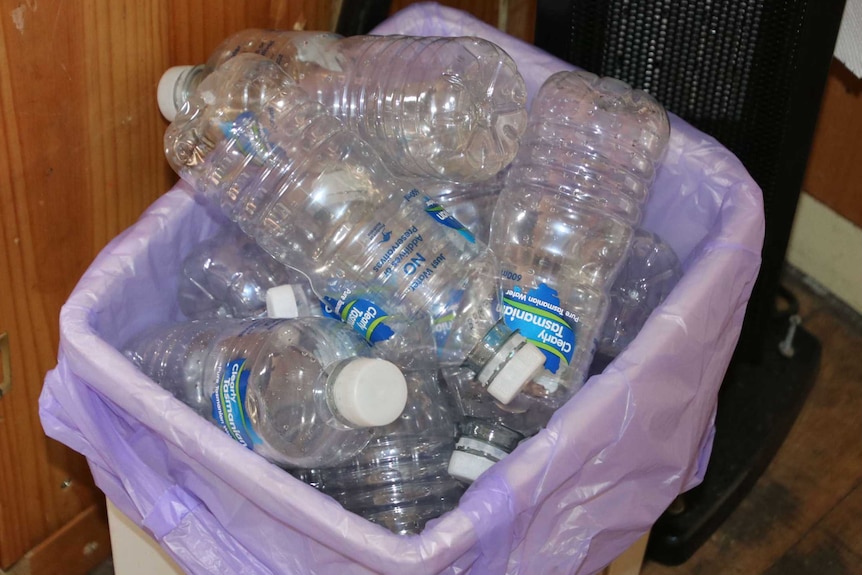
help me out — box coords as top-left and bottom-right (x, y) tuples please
(40, 4), (763, 573)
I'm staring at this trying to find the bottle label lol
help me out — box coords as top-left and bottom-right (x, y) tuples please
(220, 111), (274, 160)
(211, 358), (262, 449)
(322, 295), (395, 344)
(502, 283), (576, 374)
(422, 195), (476, 244)
(430, 287), (465, 350)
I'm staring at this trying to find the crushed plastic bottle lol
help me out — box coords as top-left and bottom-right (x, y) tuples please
(292, 367), (464, 535)
(178, 224), (304, 320)
(590, 228), (683, 374)
(158, 29), (528, 183)
(163, 53), (545, 403)
(123, 317), (408, 469)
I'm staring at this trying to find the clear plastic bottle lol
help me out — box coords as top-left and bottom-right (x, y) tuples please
(163, 53), (545, 403)
(421, 170), (506, 245)
(122, 317), (408, 469)
(590, 228), (682, 373)
(491, 70), (670, 400)
(292, 368), (464, 535)
(266, 282), (438, 371)
(178, 224), (305, 320)
(441, 365), (554, 484)
(446, 72), (671, 483)
(158, 30), (528, 183)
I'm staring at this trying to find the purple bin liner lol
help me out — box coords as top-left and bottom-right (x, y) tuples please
(39, 3), (764, 574)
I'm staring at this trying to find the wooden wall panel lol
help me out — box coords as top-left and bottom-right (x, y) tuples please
(0, 1), (336, 571)
(803, 61), (862, 228)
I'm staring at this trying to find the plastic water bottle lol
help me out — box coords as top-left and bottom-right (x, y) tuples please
(422, 171), (506, 245)
(158, 30), (528, 183)
(122, 317), (408, 469)
(265, 282), (438, 371)
(292, 368), (464, 535)
(491, 70), (670, 399)
(178, 224), (305, 320)
(590, 228), (682, 373)
(442, 366), (535, 483)
(163, 54), (545, 402)
(446, 72), (671, 483)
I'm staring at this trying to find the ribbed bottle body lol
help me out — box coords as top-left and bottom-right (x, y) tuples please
(123, 317), (387, 468)
(490, 70), (670, 403)
(292, 369), (464, 535)
(202, 30), (528, 183)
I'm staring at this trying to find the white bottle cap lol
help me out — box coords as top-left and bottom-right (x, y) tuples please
(331, 358), (408, 428)
(478, 334), (546, 405)
(158, 65), (196, 121)
(446, 437), (511, 484)
(447, 450), (496, 484)
(266, 284), (300, 318)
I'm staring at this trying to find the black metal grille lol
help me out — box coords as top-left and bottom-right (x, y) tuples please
(536, 0), (845, 358)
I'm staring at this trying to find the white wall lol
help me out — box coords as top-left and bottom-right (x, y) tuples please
(786, 192), (862, 313)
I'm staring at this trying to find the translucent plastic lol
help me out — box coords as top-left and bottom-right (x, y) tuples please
(292, 368), (465, 535)
(596, 228), (683, 362)
(268, 281), (438, 371)
(178, 29), (528, 183)
(164, 53), (540, 396)
(422, 171), (505, 245)
(442, 72), (671, 480)
(491, 70), (670, 399)
(122, 317), (399, 468)
(178, 224), (303, 319)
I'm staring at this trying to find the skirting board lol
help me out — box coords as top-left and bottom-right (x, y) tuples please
(786, 192), (862, 314)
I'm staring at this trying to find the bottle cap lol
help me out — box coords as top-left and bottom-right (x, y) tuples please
(478, 334), (546, 404)
(157, 65), (196, 121)
(446, 435), (512, 483)
(447, 450), (496, 484)
(266, 284), (300, 318)
(331, 358), (408, 427)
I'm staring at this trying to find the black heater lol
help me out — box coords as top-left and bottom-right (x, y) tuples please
(535, 0), (845, 564)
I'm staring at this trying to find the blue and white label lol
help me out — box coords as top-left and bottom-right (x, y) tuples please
(422, 195), (476, 244)
(211, 358), (262, 449)
(502, 283), (576, 374)
(220, 111), (276, 159)
(430, 288), (465, 350)
(322, 295), (395, 344)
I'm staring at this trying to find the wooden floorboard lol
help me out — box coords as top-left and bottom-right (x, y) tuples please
(642, 268), (862, 575)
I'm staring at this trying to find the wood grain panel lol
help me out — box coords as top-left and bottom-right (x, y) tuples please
(803, 61), (862, 229)
(0, 0), (336, 570)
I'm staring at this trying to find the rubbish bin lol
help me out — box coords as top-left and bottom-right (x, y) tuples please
(39, 4), (764, 574)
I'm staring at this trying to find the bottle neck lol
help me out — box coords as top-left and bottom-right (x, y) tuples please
(172, 64), (209, 118)
(463, 319), (519, 384)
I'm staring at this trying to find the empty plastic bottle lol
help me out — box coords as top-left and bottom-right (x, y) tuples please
(491, 70), (670, 399)
(292, 368), (464, 535)
(178, 224), (305, 320)
(422, 170), (506, 245)
(446, 71), (671, 482)
(163, 53), (545, 403)
(589, 228), (682, 374)
(442, 366), (538, 484)
(158, 30), (527, 183)
(122, 317), (408, 469)
(266, 282), (438, 371)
